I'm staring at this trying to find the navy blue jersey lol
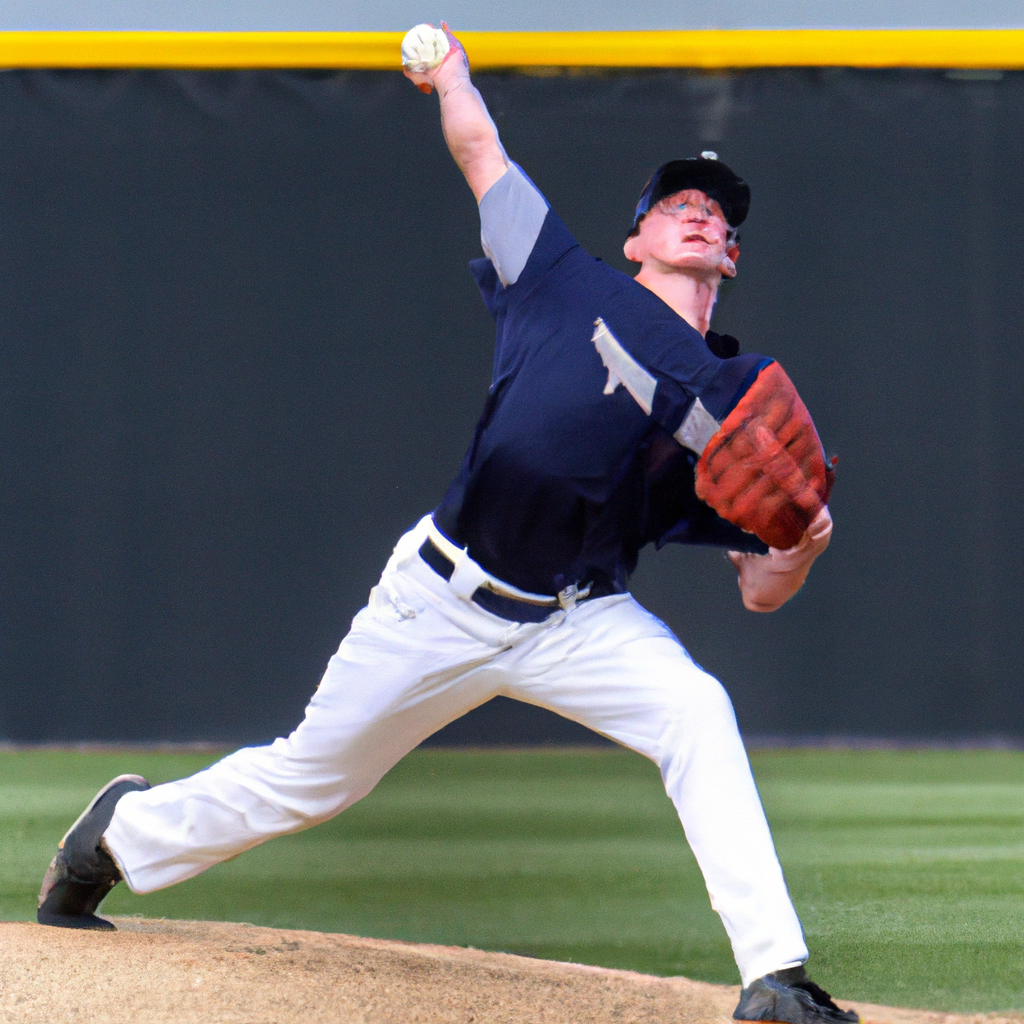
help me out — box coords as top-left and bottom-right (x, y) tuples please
(433, 178), (769, 597)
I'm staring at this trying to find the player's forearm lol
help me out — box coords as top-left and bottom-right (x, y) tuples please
(435, 76), (510, 202)
(403, 24), (509, 202)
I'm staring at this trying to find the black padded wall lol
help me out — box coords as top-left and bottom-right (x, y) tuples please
(1, 68), (1021, 743)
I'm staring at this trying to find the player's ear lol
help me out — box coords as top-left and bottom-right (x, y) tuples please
(720, 244), (739, 279)
(623, 233), (643, 263)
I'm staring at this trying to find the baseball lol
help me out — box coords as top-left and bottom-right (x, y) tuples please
(401, 24), (451, 73)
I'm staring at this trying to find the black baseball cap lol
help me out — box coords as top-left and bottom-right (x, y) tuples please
(630, 152), (750, 235)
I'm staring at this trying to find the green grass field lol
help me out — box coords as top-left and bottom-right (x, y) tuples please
(2, 746), (1023, 1013)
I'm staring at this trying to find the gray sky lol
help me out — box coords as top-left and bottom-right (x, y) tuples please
(3, 0), (1023, 31)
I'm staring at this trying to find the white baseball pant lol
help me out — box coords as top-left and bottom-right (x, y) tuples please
(103, 515), (808, 986)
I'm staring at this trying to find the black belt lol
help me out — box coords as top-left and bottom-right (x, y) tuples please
(419, 538), (582, 623)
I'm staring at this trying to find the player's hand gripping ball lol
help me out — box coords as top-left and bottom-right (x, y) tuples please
(695, 361), (835, 550)
(402, 23), (466, 94)
(401, 23), (450, 72)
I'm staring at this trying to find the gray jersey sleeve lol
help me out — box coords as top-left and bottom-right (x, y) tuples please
(478, 163), (550, 287)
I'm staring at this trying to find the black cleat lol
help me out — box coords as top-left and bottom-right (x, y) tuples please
(37, 774), (150, 931)
(734, 966), (859, 1024)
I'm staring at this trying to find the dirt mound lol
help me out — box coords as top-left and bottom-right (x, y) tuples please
(0, 917), (1017, 1024)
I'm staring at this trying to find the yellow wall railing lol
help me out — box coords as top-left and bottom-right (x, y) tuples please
(0, 29), (1021, 69)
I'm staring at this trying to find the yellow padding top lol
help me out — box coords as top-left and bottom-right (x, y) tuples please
(0, 30), (1021, 69)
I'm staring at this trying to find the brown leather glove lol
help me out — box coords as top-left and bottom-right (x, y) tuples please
(694, 361), (834, 550)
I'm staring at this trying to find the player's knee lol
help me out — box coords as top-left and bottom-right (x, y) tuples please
(655, 674), (742, 792)
(673, 667), (736, 723)
(657, 670), (737, 755)
(698, 671), (737, 720)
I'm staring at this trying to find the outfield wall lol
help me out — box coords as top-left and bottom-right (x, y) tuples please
(1, 68), (1021, 744)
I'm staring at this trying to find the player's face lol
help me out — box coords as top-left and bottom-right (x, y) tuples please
(625, 189), (739, 279)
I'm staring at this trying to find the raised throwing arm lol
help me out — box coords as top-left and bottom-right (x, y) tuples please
(402, 23), (510, 202)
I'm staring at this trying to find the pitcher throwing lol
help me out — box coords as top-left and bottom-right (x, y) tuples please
(39, 22), (852, 1024)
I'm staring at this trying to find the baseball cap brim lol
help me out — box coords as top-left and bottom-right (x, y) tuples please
(631, 157), (750, 234)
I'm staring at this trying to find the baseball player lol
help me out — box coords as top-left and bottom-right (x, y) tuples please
(38, 23), (853, 1024)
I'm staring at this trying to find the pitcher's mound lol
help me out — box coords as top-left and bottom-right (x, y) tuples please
(0, 917), (1015, 1024)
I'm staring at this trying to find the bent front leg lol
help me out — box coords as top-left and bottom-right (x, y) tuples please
(507, 595), (809, 986)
